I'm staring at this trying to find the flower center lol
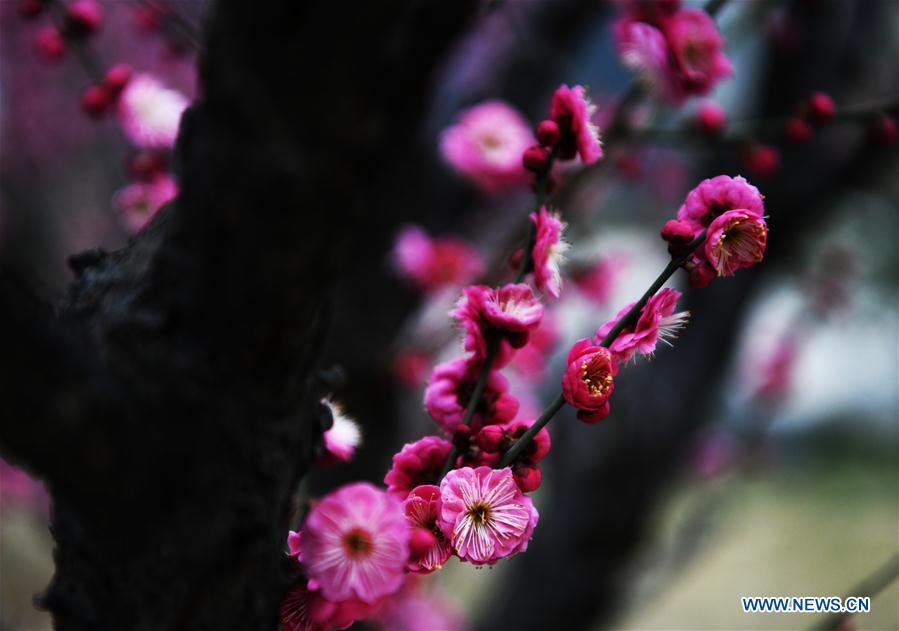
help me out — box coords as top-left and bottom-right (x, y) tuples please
(468, 502), (492, 526)
(581, 354), (612, 397)
(342, 528), (372, 557)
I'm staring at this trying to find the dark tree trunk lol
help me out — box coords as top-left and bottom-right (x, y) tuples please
(0, 1), (475, 629)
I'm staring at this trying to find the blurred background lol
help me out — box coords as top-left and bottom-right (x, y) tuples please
(1, 0), (897, 629)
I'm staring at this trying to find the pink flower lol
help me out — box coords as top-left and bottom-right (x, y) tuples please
(439, 100), (534, 194)
(476, 419), (552, 493)
(118, 73), (189, 148)
(570, 255), (626, 306)
(614, 6), (732, 105)
(549, 84), (603, 164)
(384, 436), (452, 499)
(113, 174), (177, 233)
(320, 400), (361, 465)
(393, 226), (483, 292)
(595, 288), (690, 363)
(561, 339), (616, 424)
(451, 284), (543, 364)
(280, 580), (380, 631)
(298, 483), (409, 604)
(509, 314), (560, 384)
(424, 358), (519, 434)
(662, 9), (733, 103)
(530, 207), (570, 300)
(439, 466), (538, 565)
(372, 579), (467, 631)
(403, 485), (452, 573)
(705, 209), (768, 277)
(677, 175), (764, 229)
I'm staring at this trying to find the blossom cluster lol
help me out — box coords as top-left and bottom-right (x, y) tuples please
(281, 54), (771, 629)
(614, 0), (732, 105)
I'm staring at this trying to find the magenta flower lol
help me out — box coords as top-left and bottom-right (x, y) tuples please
(403, 485), (452, 573)
(424, 358), (519, 434)
(298, 483), (409, 604)
(549, 84), (603, 164)
(113, 174), (177, 233)
(372, 579), (466, 631)
(613, 5), (732, 105)
(705, 209), (768, 277)
(118, 73), (189, 149)
(384, 436), (452, 499)
(439, 100), (534, 194)
(392, 225), (483, 292)
(451, 284), (543, 364)
(570, 255), (626, 306)
(280, 580), (380, 631)
(530, 207), (570, 300)
(595, 288), (690, 363)
(439, 466), (538, 565)
(561, 339), (616, 424)
(663, 9), (733, 103)
(677, 175), (765, 230)
(320, 400), (361, 465)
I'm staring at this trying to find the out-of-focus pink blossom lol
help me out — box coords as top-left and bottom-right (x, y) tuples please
(509, 314), (560, 384)
(807, 91), (836, 124)
(785, 117), (814, 144)
(614, 6), (732, 105)
(320, 399), (361, 465)
(439, 466), (538, 565)
(690, 431), (735, 478)
(705, 209), (767, 277)
(113, 174), (177, 233)
(530, 207), (570, 300)
(742, 144), (781, 179)
(392, 350), (432, 387)
(33, 26), (66, 61)
(570, 255), (626, 306)
(66, 0), (103, 36)
(754, 337), (798, 400)
(695, 101), (726, 135)
(561, 339), (616, 424)
(424, 358), (519, 434)
(549, 84), (603, 164)
(298, 483), (409, 604)
(596, 288), (689, 363)
(280, 579), (381, 631)
(384, 436), (452, 499)
(118, 73), (189, 148)
(403, 485), (452, 573)
(0, 459), (48, 514)
(373, 578), (468, 631)
(439, 100), (534, 194)
(392, 226), (483, 292)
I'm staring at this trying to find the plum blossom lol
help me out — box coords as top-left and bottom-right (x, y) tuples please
(595, 288), (690, 363)
(439, 100), (534, 194)
(372, 579), (467, 631)
(392, 225), (483, 292)
(677, 175), (765, 230)
(549, 84), (603, 164)
(113, 174), (177, 233)
(403, 485), (452, 573)
(118, 73), (189, 148)
(530, 207), (570, 299)
(705, 209), (767, 277)
(384, 436), (452, 499)
(298, 483), (409, 604)
(614, 4), (732, 105)
(561, 339), (617, 424)
(450, 284), (543, 364)
(424, 358), (519, 434)
(439, 466), (538, 565)
(320, 399), (361, 465)
(280, 579), (380, 631)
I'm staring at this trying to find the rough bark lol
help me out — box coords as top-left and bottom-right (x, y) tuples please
(0, 1), (475, 629)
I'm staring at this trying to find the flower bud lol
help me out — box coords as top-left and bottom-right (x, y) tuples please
(689, 263), (716, 289)
(536, 119), (561, 146)
(807, 91), (835, 124)
(33, 26), (65, 61)
(513, 465), (542, 493)
(451, 424), (471, 450)
(477, 425), (505, 453)
(104, 64), (133, 95)
(695, 101), (726, 136)
(81, 85), (110, 118)
(522, 145), (550, 173)
(869, 115), (898, 146)
(742, 144), (780, 179)
(785, 117), (813, 144)
(661, 219), (695, 244)
(66, 0), (103, 37)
